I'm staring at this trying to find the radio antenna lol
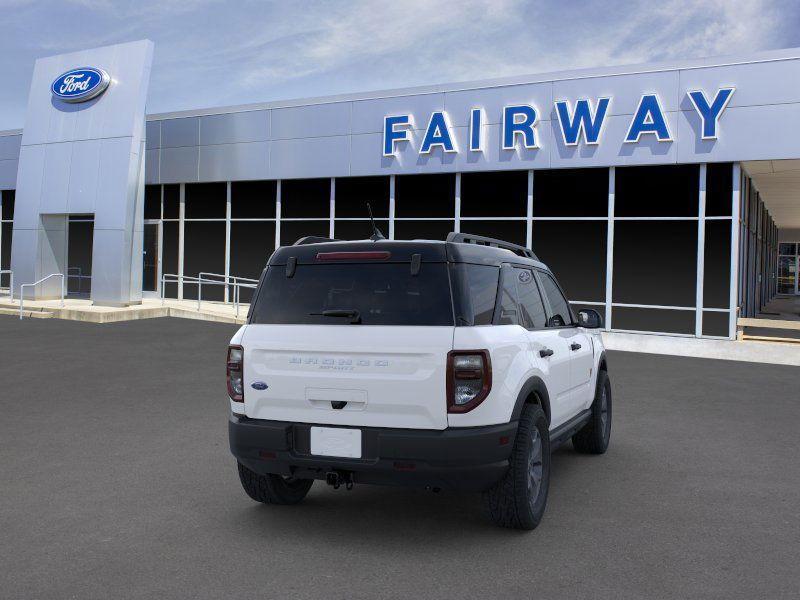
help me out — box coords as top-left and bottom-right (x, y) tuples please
(366, 203), (386, 241)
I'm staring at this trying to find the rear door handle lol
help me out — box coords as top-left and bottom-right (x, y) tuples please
(570, 343), (582, 351)
(539, 348), (554, 357)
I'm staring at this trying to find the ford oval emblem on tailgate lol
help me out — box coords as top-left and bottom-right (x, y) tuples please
(251, 381), (268, 390)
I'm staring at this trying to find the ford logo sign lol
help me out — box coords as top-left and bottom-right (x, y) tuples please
(251, 381), (269, 391)
(51, 67), (110, 103)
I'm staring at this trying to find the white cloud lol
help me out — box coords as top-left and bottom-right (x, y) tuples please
(0, 0), (796, 128)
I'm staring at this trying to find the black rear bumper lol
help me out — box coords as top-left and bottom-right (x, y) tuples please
(229, 415), (518, 492)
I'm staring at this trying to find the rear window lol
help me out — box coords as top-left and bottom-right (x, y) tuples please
(250, 263), (454, 326)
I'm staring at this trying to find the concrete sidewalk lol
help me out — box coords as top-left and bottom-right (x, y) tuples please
(602, 331), (800, 366)
(0, 296), (248, 324)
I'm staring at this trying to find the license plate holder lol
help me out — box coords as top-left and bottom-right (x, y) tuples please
(310, 426), (362, 459)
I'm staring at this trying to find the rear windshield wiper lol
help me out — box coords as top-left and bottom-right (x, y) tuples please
(310, 309), (362, 324)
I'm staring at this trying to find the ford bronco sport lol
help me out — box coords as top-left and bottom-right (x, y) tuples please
(228, 232), (612, 530)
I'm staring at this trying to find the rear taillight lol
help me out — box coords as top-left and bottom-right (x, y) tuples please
(447, 350), (491, 413)
(227, 345), (244, 402)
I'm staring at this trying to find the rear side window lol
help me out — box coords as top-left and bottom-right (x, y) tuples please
(451, 264), (499, 326)
(250, 263), (454, 326)
(515, 268), (547, 329)
(496, 267), (520, 326)
(538, 271), (574, 327)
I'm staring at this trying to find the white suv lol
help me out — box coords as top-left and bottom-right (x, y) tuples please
(227, 232), (612, 530)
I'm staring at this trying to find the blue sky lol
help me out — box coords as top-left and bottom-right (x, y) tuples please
(1, 0), (799, 130)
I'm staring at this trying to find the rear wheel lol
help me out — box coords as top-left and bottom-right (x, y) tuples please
(237, 462), (314, 505)
(572, 370), (612, 454)
(483, 404), (551, 530)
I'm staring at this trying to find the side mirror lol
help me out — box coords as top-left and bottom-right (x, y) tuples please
(577, 309), (603, 329)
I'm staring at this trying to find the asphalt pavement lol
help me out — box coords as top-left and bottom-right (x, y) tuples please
(1, 316), (798, 599)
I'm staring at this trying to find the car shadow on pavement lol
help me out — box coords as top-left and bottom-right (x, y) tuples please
(223, 446), (590, 541)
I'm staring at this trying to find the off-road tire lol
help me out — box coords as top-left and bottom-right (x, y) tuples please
(572, 370), (612, 454)
(483, 404), (551, 530)
(237, 462), (314, 505)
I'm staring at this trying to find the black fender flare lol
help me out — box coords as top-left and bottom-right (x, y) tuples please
(510, 376), (552, 425)
(597, 350), (608, 372)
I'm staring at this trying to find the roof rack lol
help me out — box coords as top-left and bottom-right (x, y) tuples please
(293, 236), (339, 246)
(447, 232), (538, 260)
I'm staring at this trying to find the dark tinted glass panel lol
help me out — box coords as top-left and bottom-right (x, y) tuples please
(183, 222), (225, 300)
(779, 243), (796, 255)
(280, 220), (329, 246)
(538, 271), (573, 326)
(232, 181), (276, 218)
(451, 264), (499, 326)
(67, 219), (93, 296)
(533, 168), (608, 217)
(496, 267), (519, 326)
(251, 263), (453, 326)
(515, 268), (547, 329)
(532, 221), (606, 302)
(702, 311), (729, 337)
(2, 189), (16, 220)
(704, 220), (731, 309)
(281, 179), (330, 218)
(612, 307), (694, 334)
(706, 162), (732, 216)
(230, 221), (275, 304)
(1, 222), (12, 270)
(459, 220), (526, 248)
(394, 220), (454, 241)
(162, 221), (179, 297)
(613, 221), (697, 306)
(395, 174), (455, 217)
(615, 165), (699, 217)
(335, 177), (389, 217)
(333, 220), (389, 241)
(460, 171), (527, 217)
(185, 182), (226, 219)
(163, 184), (180, 219)
(144, 185), (161, 220)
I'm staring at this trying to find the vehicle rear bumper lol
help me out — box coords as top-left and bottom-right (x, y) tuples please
(229, 415), (517, 492)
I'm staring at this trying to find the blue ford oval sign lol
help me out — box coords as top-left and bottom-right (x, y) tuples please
(51, 67), (110, 103)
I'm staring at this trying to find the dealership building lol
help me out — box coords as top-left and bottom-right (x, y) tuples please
(1, 40), (799, 339)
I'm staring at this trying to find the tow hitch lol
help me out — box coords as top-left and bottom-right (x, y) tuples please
(325, 470), (355, 490)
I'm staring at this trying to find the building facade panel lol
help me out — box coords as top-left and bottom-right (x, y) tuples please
(676, 103), (800, 163)
(198, 141), (270, 182)
(0, 159), (18, 190)
(160, 116), (199, 148)
(0, 134), (22, 161)
(145, 120), (160, 150)
(159, 146), (198, 183)
(199, 110), (270, 146)
(270, 135), (350, 179)
(271, 101), (350, 139)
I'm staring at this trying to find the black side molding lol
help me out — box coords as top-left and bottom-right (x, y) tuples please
(548, 410), (592, 450)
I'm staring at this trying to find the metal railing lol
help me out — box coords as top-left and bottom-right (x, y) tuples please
(197, 272), (258, 315)
(19, 273), (65, 319)
(0, 269), (12, 299)
(160, 273), (258, 318)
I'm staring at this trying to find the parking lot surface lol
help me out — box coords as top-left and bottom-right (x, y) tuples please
(1, 316), (799, 599)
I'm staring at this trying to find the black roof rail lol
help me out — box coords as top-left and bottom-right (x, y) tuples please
(293, 236), (339, 246)
(447, 232), (538, 261)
